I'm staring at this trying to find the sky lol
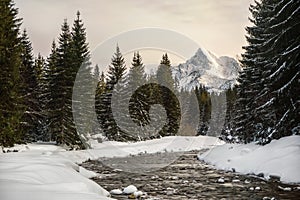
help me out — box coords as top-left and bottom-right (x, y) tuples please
(15, 0), (254, 61)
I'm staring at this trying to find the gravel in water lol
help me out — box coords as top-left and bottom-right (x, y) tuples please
(81, 150), (300, 200)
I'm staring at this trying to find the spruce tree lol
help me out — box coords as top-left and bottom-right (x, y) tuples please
(234, 0), (276, 143)
(157, 53), (174, 89)
(48, 20), (71, 145)
(234, 0), (300, 144)
(34, 53), (49, 141)
(127, 52), (148, 128)
(254, 0), (300, 142)
(47, 19), (83, 148)
(46, 41), (58, 141)
(195, 85), (211, 136)
(98, 45), (135, 141)
(70, 11), (92, 147)
(221, 87), (237, 141)
(0, 0), (24, 146)
(155, 53), (180, 136)
(19, 29), (40, 142)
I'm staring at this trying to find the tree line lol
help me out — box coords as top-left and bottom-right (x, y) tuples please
(0, 0), (298, 148)
(0, 0), (212, 147)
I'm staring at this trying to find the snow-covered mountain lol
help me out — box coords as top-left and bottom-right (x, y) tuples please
(173, 48), (241, 92)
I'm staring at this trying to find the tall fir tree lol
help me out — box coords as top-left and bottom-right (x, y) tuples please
(221, 87), (237, 141)
(19, 29), (40, 142)
(234, 0), (300, 144)
(254, 0), (300, 142)
(127, 52), (148, 128)
(195, 85), (211, 136)
(48, 20), (71, 145)
(34, 53), (49, 141)
(155, 53), (180, 136)
(48, 19), (84, 148)
(0, 0), (24, 146)
(46, 41), (58, 141)
(98, 45), (136, 141)
(69, 11), (92, 147)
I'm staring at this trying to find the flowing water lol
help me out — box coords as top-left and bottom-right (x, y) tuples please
(81, 150), (300, 199)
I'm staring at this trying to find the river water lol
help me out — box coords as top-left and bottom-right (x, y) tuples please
(81, 150), (300, 199)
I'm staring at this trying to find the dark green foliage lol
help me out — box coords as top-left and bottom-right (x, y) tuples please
(34, 53), (49, 141)
(234, 0), (300, 144)
(155, 53), (181, 136)
(127, 52), (148, 128)
(129, 83), (181, 138)
(45, 41), (58, 141)
(48, 19), (73, 145)
(221, 87), (237, 141)
(19, 29), (40, 142)
(0, 0), (24, 147)
(47, 13), (90, 149)
(195, 85), (211, 135)
(157, 53), (174, 89)
(97, 45), (134, 141)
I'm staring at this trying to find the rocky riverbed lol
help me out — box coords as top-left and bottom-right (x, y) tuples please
(81, 150), (300, 199)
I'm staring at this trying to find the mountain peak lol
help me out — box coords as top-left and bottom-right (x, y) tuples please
(173, 48), (240, 92)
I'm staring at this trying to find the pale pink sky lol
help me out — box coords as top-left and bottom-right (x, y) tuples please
(15, 0), (254, 58)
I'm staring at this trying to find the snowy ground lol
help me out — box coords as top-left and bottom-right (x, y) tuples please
(0, 144), (112, 200)
(0, 136), (222, 200)
(1, 135), (298, 200)
(199, 135), (300, 183)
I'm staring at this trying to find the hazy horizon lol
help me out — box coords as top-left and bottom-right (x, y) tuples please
(15, 0), (254, 59)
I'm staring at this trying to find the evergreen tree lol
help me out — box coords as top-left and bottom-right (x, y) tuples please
(34, 53), (49, 141)
(221, 87), (237, 142)
(48, 20), (71, 145)
(96, 70), (106, 96)
(234, 0), (300, 144)
(155, 53), (180, 136)
(254, 0), (300, 142)
(98, 45), (135, 141)
(19, 29), (40, 142)
(234, 0), (277, 143)
(69, 11), (92, 147)
(95, 68), (106, 138)
(46, 41), (58, 141)
(47, 19), (84, 148)
(195, 85), (211, 136)
(157, 53), (174, 89)
(0, 0), (24, 147)
(127, 52), (148, 128)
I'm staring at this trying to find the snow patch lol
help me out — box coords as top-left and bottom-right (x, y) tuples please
(0, 144), (112, 200)
(199, 135), (300, 183)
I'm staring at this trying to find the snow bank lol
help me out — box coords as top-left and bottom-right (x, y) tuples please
(0, 144), (112, 200)
(199, 135), (300, 183)
(62, 136), (224, 163)
(0, 136), (223, 200)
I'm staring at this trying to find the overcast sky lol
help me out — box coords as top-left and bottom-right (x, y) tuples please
(15, 0), (254, 59)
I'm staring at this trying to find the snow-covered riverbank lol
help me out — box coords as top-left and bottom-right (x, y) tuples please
(0, 136), (222, 200)
(0, 144), (112, 200)
(1, 135), (298, 200)
(199, 135), (300, 183)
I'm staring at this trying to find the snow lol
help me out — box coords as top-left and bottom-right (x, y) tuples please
(0, 143), (112, 200)
(278, 186), (292, 191)
(217, 178), (225, 183)
(199, 135), (300, 183)
(62, 135), (224, 163)
(0, 136), (223, 200)
(133, 190), (143, 197)
(173, 47), (241, 92)
(110, 189), (123, 195)
(123, 185), (138, 194)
